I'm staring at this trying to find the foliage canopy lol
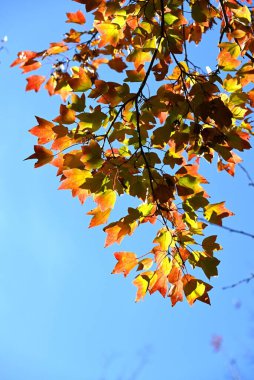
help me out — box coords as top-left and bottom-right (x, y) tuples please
(12, 0), (254, 307)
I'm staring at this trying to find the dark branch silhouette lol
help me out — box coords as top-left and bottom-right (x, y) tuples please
(199, 218), (254, 239)
(222, 273), (254, 290)
(239, 164), (254, 187)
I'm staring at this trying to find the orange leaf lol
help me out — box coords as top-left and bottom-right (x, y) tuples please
(66, 10), (86, 24)
(72, 188), (90, 204)
(53, 105), (76, 124)
(168, 266), (184, 306)
(94, 190), (116, 211)
(168, 281), (184, 306)
(96, 23), (123, 47)
(133, 271), (156, 302)
(87, 207), (111, 228)
(104, 221), (135, 247)
(25, 145), (53, 168)
(46, 42), (68, 56)
(11, 50), (38, 67)
(29, 116), (55, 144)
(108, 57), (127, 73)
(149, 273), (168, 297)
(51, 136), (73, 152)
(26, 75), (46, 92)
(112, 251), (138, 277)
(59, 168), (91, 190)
(149, 257), (172, 297)
(22, 60), (41, 73)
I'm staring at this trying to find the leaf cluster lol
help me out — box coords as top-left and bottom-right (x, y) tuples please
(12, 0), (254, 307)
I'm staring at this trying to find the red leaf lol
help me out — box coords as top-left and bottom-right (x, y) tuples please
(22, 60), (41, 73)
(25, 145), (53, 168)
(11, 50), (38, 67)
(26, 75), (46, 92)
(66, 10), (86, 24)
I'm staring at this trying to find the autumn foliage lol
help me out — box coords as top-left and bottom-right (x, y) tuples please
(12, 0), (254, 306)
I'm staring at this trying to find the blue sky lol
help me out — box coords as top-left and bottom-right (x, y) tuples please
(1, 1), (254, 379)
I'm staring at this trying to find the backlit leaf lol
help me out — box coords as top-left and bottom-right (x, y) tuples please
(14, 0), (254, 309)
(112, 252), (138, 277)
(204, 202), (234, 226)
(26, 75), (46, 92)
(133, 271), (155, 301)
(25, 145), (53, 168)
(66, 10), (86, 24)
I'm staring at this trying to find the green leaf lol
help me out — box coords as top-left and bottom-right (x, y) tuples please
(164, 13), (178, 25)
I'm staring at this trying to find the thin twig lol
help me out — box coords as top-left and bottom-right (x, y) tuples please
(222, 273), (254, 290)
(239, 164), (254, 187)
(199, 218), (254, 239)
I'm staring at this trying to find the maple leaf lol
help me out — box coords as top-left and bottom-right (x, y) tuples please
(13, 0), (254, 309)
(11, 50), (41, 68)
(58, 168), (92, 190)
(108, 58), (127, 73)
(104, 218), (137, 248)
(133, 271), (156, 302)
(53, 105), (76, 125)
(66, 10), (86, 24)
(137, 258), (153, 271)
(81, 140), (103, 169)
(26, 75), (46, 92)
(46, 42), (68, 56)
(87, 207), (111, 228)
(22, 60), (41, 74)
(112, 252), (138, 277)
(94, 190), (116, 211)
(69, 67), (92, 92)
(29, 117), (55, 144)
(25, 145), (53, 168)
(204, 202), (234, 226)
(182, 275), (212, 305)
(96, 23), (124, 47)
(168, 265), (184, 306)
(149, 257), (172, 297)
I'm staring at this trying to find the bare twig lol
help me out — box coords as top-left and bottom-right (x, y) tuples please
(199, 218), (254, 239)
(239, 164), (254, 187)
(222, 273), (254, 290)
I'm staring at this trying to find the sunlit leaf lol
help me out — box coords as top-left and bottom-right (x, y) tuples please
(112, 251), (138, 277)
(26, 75), (46, 92)
(66, 10), (86, 24)
(25, 145), (53, 168)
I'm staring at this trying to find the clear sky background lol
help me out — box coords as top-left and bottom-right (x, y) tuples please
(1, 1), (254, 379)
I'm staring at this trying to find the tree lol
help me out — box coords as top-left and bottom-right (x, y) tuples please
(11, 0), (254, 307)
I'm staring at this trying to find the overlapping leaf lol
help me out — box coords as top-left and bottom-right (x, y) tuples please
(15, 0), (254, 308)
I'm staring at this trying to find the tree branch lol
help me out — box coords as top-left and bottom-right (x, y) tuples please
(199, 218), (254, 239)
(222, 273), (254, 290)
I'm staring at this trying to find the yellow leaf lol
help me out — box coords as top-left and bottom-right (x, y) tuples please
(223, 76), (242, 92)
(133, 271), (156, 301)
(96, 23), (123, 47)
